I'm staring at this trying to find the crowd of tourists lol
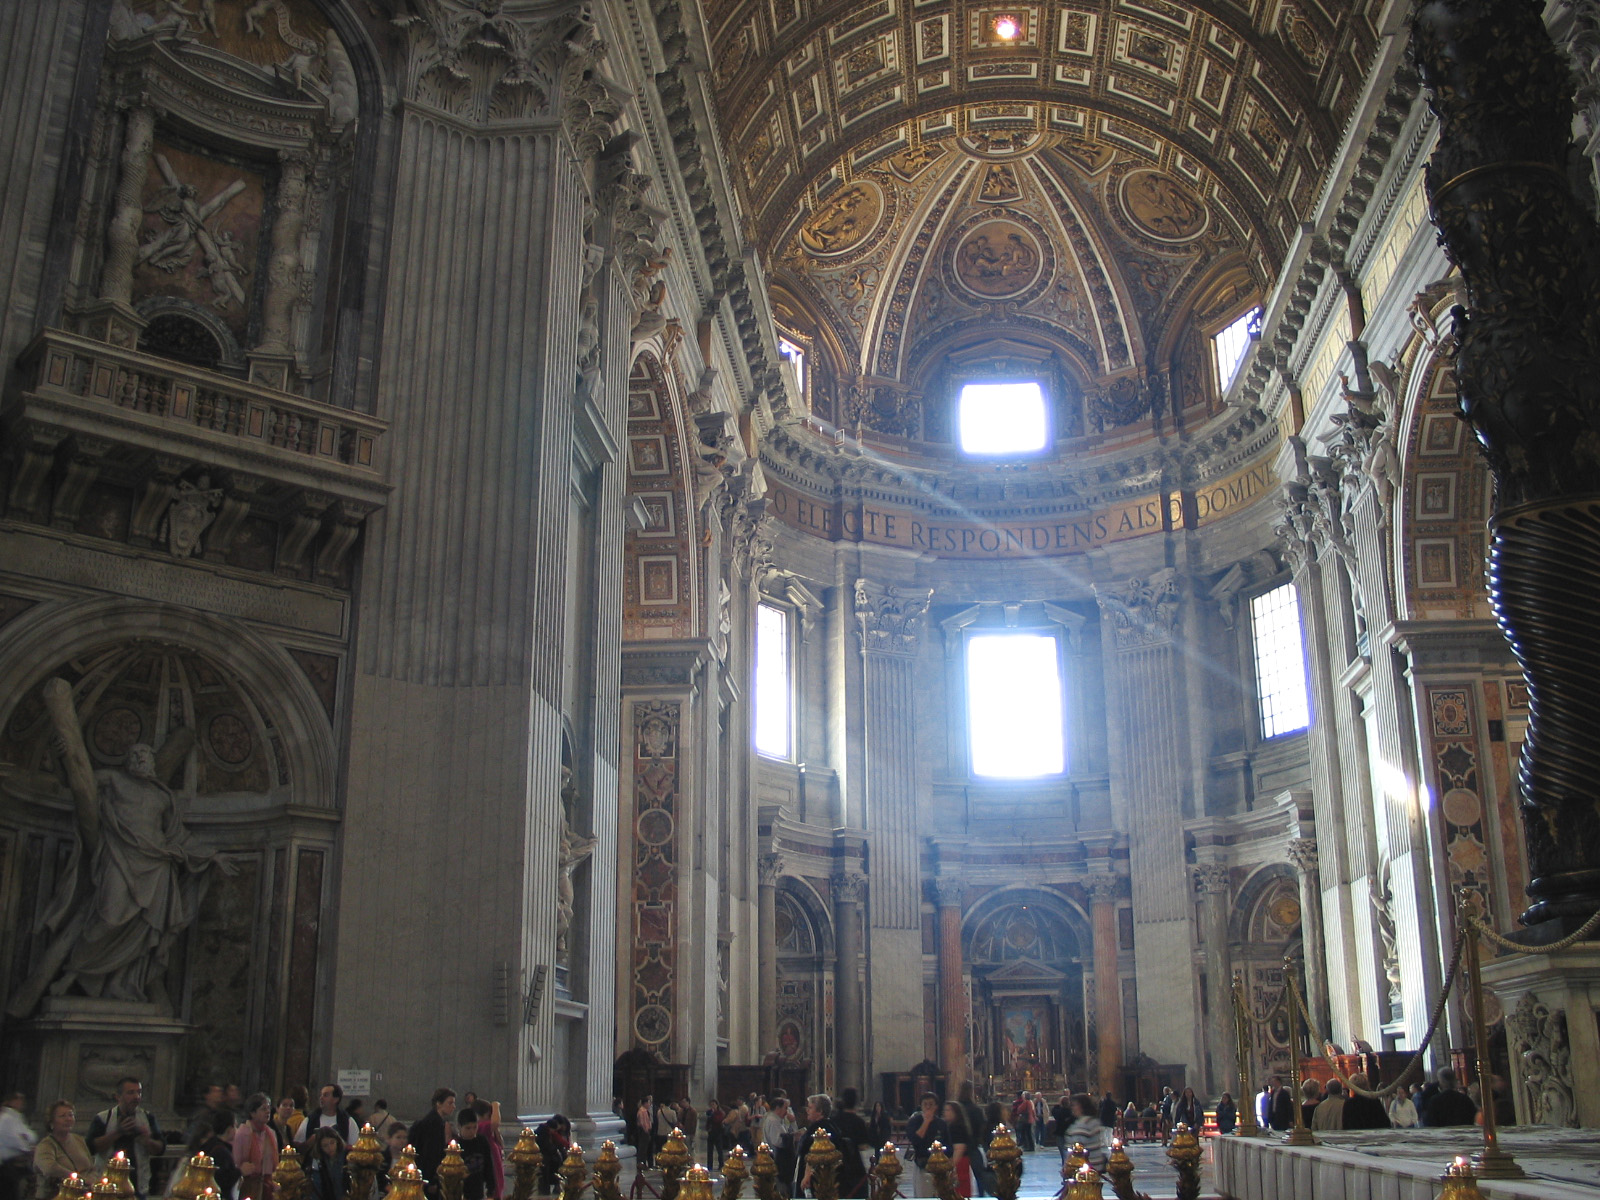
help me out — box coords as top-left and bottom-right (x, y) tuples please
(1254, 1064), (1507, 1133)
(0, 1079), (550, 1200)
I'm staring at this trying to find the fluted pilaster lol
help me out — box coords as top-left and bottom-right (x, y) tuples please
(1095, 569), (1198, 1070)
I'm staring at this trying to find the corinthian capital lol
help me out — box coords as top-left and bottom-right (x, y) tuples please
(833, 871), (867, 905)
(758, 852), (785, 885)
(1084, 874), (1122, 906)
(855, 579), (932, 656)
(930, 877), (965, 907)
(1192, 863), (1231, 896)
(1286, 838), (1319, 873)
(1093, 567), (1182, 649)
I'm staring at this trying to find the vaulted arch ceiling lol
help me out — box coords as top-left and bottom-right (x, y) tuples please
(703, 0), (1385, 449)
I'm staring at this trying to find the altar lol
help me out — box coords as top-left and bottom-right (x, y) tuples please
(1214, 1127), (1600, 1200)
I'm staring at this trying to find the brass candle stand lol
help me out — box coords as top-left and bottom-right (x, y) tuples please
(679, 1166), (714, 1200)
(657, 1129), (690, 1200)
(104, 1153), (135, 1199)
(349, 1126), (387, 1200)
(868, 1144), (901, 1200)
(509, 1128), (542, 1200)
(170, 1153), (217, 1200)
(805, 1129), (841, 1200)
(559, 1144), (589, 1200)
(987, 1124), (1022, 1200)
(1165, 1124), (1201, 1200)
(592, 1143), (624, 1200)
(437, 1141), (467, 1200)
(750, 1144), (780, 1200)
(1065, 1165), (1102, 1200)
(1104, 1142), (1135, 1200)
(719, 1145), (749, 1200)
(50, 1175), (90, 1200)
(1440, 1156), (1485, 1199)
(389, 1165), (427, 1200)
(924, 1142), (957, 1200)
(272, 1152), (306, 1200)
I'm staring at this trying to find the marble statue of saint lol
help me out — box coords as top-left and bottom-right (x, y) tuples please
(5, 678), (233, 1018)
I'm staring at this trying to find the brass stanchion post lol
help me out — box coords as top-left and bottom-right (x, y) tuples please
(1460, 896), (1523, 1179)
(1231, 973), (1260, 1137)
(1282, 957), (1316, 1146)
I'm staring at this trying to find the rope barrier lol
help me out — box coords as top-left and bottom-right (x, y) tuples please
(1468, 906), (1600, 955)
(1233, 982), (1287, 1030)
(1284, 924), (1465, 1101)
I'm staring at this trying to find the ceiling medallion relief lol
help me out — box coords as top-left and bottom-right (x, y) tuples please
(1117, 167), (1209, 242)
(948, 210), (1053, 303)
(799, 178), (891, 257)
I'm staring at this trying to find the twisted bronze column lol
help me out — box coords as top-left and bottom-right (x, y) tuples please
(1413, 0), (1600, 933)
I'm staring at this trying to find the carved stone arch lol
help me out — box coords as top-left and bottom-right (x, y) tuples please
(1392, 351), (1492, 620)
(1227, 863), (1301, 947)
(623, 350), (702, 640)
(775, 876), (836, 959)
(961, 885), (1090, 964)
(0, 597), (337, 807)
(773, 876), (833, 1070)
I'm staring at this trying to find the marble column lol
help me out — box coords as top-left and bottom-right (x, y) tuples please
(1286, 839), (1331, 1040)
(834, 870), (866, 1096)
(758, 852), (783, 1057)
(1193, 864), (1236, 1095)
(934, 878), (967, 1087)
(1086, 874), (1124, 1095)
(855, 580), (933, 1078)
(1095, 568), (1200, 1073)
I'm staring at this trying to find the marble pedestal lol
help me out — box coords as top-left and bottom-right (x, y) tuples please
(15, 998), (190, 1128)
(1480, 943), (1600, 1129)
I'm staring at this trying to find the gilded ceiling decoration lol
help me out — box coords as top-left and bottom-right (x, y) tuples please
(704, 0), (1384, 451)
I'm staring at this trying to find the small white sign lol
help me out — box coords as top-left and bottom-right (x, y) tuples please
(337, 1069), (372, 1097)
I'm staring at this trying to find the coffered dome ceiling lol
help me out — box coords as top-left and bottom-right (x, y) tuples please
(703, 0), (1383, 454)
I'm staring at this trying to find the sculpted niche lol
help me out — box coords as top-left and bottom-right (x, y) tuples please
(1, 640), (300, 1019)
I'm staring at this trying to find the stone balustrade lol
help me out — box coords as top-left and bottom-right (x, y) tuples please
(15, 327), (385, 483)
